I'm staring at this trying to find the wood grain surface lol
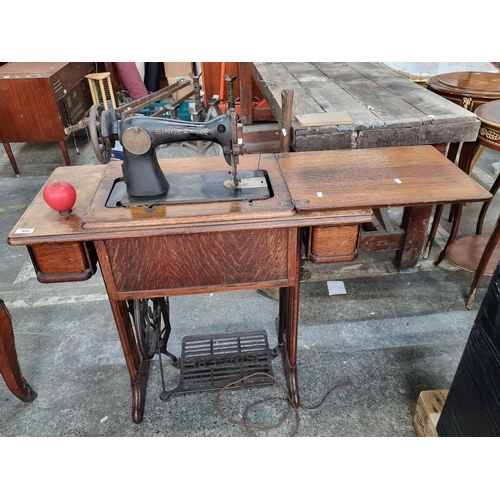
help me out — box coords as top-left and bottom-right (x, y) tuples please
(8, 156), (373, 246)
(250, 62), (481, 150)
(105, 228), (291, 294)
(276, 146), (492, 213)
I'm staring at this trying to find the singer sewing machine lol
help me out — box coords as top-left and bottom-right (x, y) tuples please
(87, 103), (271, 207)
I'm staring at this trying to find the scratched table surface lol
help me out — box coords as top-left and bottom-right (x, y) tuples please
(250, 62), (481, 151)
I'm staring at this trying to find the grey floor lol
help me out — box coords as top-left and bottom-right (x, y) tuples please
(1, 129), (499, 438)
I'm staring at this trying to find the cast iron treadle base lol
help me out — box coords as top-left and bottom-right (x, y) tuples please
(160, 330), (274, 401)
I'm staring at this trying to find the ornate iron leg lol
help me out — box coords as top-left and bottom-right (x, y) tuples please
(278, 286), (300, 407)
(127, 297), (177, 364)
(109, 297), (178, 422)
(278, 228), (301, 407)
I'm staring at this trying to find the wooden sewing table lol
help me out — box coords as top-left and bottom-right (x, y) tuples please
(6, 147), (491, 424)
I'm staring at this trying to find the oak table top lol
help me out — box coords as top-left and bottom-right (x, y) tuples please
(8, 155), (374, 245)
(8, 147), (490, 245)
(277, 146), (490, 212)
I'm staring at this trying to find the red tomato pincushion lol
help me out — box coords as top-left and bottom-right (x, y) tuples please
(43, 182), (77, 215)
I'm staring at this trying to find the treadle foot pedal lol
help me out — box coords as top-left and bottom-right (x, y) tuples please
(160, 330), (274, 401)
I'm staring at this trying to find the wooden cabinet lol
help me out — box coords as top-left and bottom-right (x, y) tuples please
(0, 62), (95, 175)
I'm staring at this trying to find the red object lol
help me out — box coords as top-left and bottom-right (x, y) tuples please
(43, 182), (77, 215)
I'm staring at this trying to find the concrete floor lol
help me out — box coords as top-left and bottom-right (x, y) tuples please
(1, 128), (499, 438)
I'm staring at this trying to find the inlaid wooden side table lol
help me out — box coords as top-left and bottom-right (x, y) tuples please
(424, 72), (500, 258)
(434, 100), (500, 308)
(382, 62), (499, 87)
(427, 71), (500, 110)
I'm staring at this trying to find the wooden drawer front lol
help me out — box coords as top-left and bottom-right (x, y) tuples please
(309, 224), (359, 264)
(29, 242), (97, 283)
(105, 228), (290, 293)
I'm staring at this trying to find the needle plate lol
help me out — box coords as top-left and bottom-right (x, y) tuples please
(106, 170), (272, 207)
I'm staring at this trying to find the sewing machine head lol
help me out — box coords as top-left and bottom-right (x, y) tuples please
(88, 103), (271, 207)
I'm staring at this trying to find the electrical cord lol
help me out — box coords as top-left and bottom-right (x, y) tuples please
(214, 372), (353, 437)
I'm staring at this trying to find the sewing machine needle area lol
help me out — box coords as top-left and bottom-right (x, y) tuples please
(105, 169), (272, 208)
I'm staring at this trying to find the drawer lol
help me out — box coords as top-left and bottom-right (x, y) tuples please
(28, 242), (97, 283)
(307, 224), (359, 264)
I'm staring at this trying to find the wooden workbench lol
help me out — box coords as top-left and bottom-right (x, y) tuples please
(6, 148), (491, 424)
(247, 62), (481, 151)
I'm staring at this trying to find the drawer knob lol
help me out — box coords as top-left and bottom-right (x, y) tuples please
(43, 181), (77, 216)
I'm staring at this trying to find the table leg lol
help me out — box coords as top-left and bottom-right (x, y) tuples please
(467, 215), (500, 309)
(435, 203), (464, 266)
(108, 299), (149, 424)
(0, 299), (37, 402)
(280, 89), (294, 153)
(395, 205), (433, 273)
(60, 141), (71, 166)
(424, 141), (483, 258)
(447, 142), (460, 164)
(476, 174), (500, 235)
(423, 204), (445, 259)
(2, 142), (21, 177)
